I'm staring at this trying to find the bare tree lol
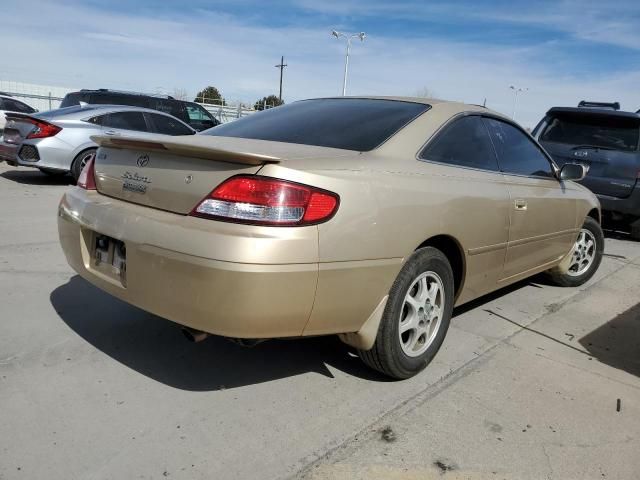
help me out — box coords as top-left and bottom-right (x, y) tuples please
(414, 86), (437, 98)
(172, 87), (189, 101)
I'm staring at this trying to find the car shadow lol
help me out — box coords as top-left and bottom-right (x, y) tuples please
(452, 277), (543, 317)
(579, 302), (640, 378)
(0, 168), (73, 186)
(50, 276), (389, 391)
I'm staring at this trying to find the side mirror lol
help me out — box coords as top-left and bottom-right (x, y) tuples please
(560, 163), (587, 181)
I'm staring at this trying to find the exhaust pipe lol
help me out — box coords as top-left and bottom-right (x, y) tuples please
(181, 327), (209, 343)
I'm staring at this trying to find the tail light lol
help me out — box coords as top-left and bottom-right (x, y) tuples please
(25, 118), (62, 139)
(77, 154), (97, 190)
(190, 175), (339, 226)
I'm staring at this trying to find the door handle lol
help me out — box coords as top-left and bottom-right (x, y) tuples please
(514, 199), (527, 211)
(104, 130), (118, 136)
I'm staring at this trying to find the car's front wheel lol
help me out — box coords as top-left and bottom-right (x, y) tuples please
(547, 217), (604, 287)
(359, 247), (454, 379)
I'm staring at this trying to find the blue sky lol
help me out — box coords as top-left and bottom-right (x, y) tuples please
(3, 0), (640, 126)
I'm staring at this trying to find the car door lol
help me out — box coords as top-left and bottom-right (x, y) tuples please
(484, 117), (577, 281)
(100, 111), (154, 137)
(418, 115), (511, 301)
(146, 112), (195, 136)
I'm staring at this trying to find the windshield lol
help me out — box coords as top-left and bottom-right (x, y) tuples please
(203, 98), (430, 151)
(540, 113), (640, 152)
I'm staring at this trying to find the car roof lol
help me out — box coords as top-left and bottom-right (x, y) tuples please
(304, 96), (502, 118)
(546, 106), (640, 120)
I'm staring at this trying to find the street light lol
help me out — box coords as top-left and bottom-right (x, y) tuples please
(509, 85), (528, 121)
(331, 30), (366, 96)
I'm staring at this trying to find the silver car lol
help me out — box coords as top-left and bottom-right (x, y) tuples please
(1, 104), (196, 179)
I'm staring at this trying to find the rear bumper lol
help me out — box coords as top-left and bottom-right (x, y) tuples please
(57, 188), (320, 338)
(598, 185), (640, 219)
(0, 142), (18, 164)
(14, 137), (74, 171)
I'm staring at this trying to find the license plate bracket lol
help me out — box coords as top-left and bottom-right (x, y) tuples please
(93, 234), (127, 283)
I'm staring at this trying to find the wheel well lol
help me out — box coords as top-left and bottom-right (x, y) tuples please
(73, 146), (97, 162)
(416, 235), (465, 298)
(587, 208), (600, 224)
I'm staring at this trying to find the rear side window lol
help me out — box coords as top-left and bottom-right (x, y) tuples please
(149, 113), (193, 135)
(420, 116), (499, 171)
(87, 115), (105, 126)
(485, 118), (553, 178)
(90, 93), (148, 108)
(203, 98), (430, 151)
(102, 112), (148, 132)
(540, 114), (639, 152)
(150, 99), (189, 124)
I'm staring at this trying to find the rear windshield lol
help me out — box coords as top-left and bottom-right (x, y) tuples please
(540, 113), (640, 152)
(203, 98), (430, 151)
(60, 93), (85, 108)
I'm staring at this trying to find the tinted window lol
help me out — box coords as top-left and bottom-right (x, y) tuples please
(102, 112), (148, 132)
(60, 92), (85, 108)
(420, 116), (499, 171)
(203, 99), (429, 151)
(540, 113), (639, 152)
(186, 103), (218, 130)
(150, 99), (189, 124)
(87, 115), (105, 126)
(91, 93), (148, 108)
(485, 118), (553, 178)
(149, 113), (193, 135)
(2, 99), (35, 114)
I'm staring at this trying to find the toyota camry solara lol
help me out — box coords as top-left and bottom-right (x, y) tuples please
(58, 97), (603, 379)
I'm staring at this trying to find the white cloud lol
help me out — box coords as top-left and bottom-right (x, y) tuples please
(1, 0), (639, 127)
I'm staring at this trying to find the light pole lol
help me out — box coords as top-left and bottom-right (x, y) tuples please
(331, 30), (366, 96)
(509, 85), (528, 121)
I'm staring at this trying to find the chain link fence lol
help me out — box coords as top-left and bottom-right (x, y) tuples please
(0, 80), (73, 111)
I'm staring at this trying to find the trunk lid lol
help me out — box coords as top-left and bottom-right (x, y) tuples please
(91, 134), (349, 214)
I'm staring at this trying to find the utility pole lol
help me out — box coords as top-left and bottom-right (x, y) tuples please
(275, 56), (287, 102)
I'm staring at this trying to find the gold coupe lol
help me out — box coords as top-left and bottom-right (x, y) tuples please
(58, 97), (602, 379)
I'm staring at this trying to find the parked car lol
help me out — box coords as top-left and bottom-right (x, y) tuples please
(1, 104), (195, 180)
(533, 101), (640, 239)
(57, 97), (602, 379)
(60, 89), (220, 132)
(0, 93), (36, 138)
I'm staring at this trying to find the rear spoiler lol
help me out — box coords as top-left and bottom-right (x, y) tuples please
(3, 112), (35, 121)
(91, 135), (280, 166)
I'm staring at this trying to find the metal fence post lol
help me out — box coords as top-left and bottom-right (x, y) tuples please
(48, 92), (52, 110)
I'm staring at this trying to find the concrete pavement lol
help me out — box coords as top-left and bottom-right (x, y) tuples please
(1, 163), (639, 480)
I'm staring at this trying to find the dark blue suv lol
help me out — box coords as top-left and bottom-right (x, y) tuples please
(534, 101), (640, 239)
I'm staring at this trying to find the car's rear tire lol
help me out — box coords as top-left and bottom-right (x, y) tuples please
(71, 148), (96, 182)
(358, 247), (455, 379)
(547, 217), (604, 287)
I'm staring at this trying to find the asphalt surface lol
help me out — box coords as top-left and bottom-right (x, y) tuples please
(1, 163), (639, 480)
